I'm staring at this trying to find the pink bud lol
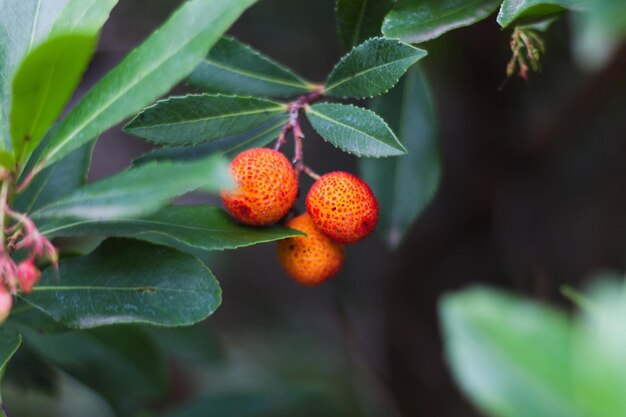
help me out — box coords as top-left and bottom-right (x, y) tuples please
(17, 260), (41, 294)
(0, 287), (12, 323)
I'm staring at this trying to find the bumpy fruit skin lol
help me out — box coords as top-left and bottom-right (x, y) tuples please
(221, 148), (298, 226)
(306, 171), (378, 243)
(277, 213), (344, 286)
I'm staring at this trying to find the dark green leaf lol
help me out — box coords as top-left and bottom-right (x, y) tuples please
(440, 287), (582, 417)
(306, 102), (406, 157)
(497, 0), (585, 28)
(39, 205), (304, 251)
(33, 0), (257, 174)
(50, 0), (118, 35)
(22, 325), (165, 414)
(383, 0), (502, 43)
(8, 303), (68, 334)
(359, 67), (440, 249)
(10, 34), (96, 162)
(146, 324), (224, 363)
(31, 154), (231, 221)
(124, 94), (286, 146)
(335, 0), (395, 50)
(0, 328), (21, 406)
(324, 37), (426, 98)
(22, 238), (221, 328)
(135, 116), (286, 165)
(14, 138), (93, 214)
(188, 36), (312, 97)
(0, 0), (71, 151)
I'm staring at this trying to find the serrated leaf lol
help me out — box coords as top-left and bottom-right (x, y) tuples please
(50, 0), (118, 35)
(22, 238), (221, 328)
(124, 94), (286, 146)
(382, 0), (502, 43)
(497, 0), (586, 28)
(0, 0), (71, 151)
(359, 67), (440, 249)
(31, 154), (231, 221)
(188, 36), (312, 97)
(22, 325), (165, 414)
(335, 0), (395, 50)
(135, 116), (286, 165)
(306, 103), (405, 157)
(33, 0), (257, 175)
(39, 205), (303, 251)
(10, 34), (97, 163)
(324, 37), (426, 98)
(440, 287), (582, 417)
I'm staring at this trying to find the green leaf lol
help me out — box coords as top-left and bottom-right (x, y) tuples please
(306, 103), (406, 157)
(50, 0), (118, 35)
(0, 0), (71, 151)
(187, 36), (312, 98)
(497, 0), (586, 28)
(0, 328), (21, 405)
(440, 287), (583, 417)
(382, 0), (502, 43)
(10, 34), (97, 163)
(146, 324), (224, 363)
(359, 67), (440, 249)
(335, 0), (395, 50)
(14, 138), (93, 214)
(135, 116), (286, 165)
(33, 0), (257, 174)
(31, 154), (231, 221)
(22, 238), (222, 328)
(22, 325), (165, 414)
(124, 94), (286, 146)
(324, 37), (426, 98)
(39, 205), (304, 251)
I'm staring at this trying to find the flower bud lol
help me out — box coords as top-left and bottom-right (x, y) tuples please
(17, 260), (41, 294)
(0, 287), (13, 323)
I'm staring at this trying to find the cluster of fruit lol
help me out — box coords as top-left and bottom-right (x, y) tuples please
(221, 148), (379, 286)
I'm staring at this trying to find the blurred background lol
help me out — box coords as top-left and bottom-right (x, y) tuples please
(6, 1), (626, 416)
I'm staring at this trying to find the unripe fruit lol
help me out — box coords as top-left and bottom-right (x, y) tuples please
(306, 171), (378, 243)
(276, 213), (344, 286)
(0, 287), (12, 323)
(17, 260), (41, 294)
(221, 148), (298, 226)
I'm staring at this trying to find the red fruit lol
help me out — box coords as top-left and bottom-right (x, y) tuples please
(221, 148), (298, 226)
(306, 171), (378, 243)
(276, 213), (344, 286)
(17, 260), (41, 294)
(0, 287), (12, 323)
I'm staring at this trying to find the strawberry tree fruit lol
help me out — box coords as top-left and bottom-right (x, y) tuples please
(306, 171), (379, 243)
(276, 213), (344, 286)
(221, 148), (299, 226)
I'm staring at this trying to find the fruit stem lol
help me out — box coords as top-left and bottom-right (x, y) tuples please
(303, 165), (321, 180)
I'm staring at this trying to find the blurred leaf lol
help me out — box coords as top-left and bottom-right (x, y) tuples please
(585, 0), (626, 37)
(187, 36), (312, 98)
(324, 37), (426, 98)
(14, 134), (93, 214)
(382, 0), (501, 43)
(335, 0), (395, 50)
(22, 325), (165, 414)
(440, 286), (583, 417)
(359, 67), (440, 249)
(306, 103), (406, 157)
(8, 303), (68, 334)
(146, 324), (224, 363)
(10, 34), (96, 162)
(0, 328), (21, 407)
(571, 277), (626, 417)
(160, 391), (323, 417)
(0, 0), (71, 151)
(31, 154), (231, 221)
(497, 0), (586, 28)
(50, 0), (118, 35)
(124, 94), (286, 146)
(39, 205), (304, 251)
(22, 238), (221, 328)
(34, 0), (257, 173)
(135, 116), (286, 165)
